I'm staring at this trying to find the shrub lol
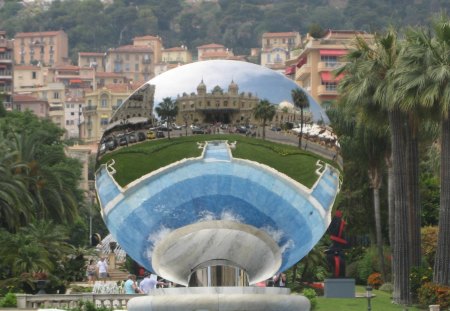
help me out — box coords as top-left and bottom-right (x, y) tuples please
(0, 293), (17, 308)
(417, 282), (450, 310)
(379, 282), (393, 293)
(357, 246), (391, 283)
(302, 288), (317, 310)
(421, 226), (438, 268)
(367, 272), (383, 289)
(409, 266), (433, 301)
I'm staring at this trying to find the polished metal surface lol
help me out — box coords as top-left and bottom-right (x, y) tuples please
(188, 259), (249, 287)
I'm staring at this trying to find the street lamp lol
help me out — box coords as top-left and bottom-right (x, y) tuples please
(366, 285), (373, 311)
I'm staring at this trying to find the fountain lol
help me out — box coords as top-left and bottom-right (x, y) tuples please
(95, 61), (341, 311)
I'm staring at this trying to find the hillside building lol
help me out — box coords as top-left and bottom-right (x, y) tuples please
(0, 31), (13, 109)
(291, 29), (373, 108)
(260, 32), (301, 72)
(196, 43), (234, 61)
(13, 30), (69, 66)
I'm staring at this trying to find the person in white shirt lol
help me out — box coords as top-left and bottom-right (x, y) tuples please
(96, 257), (108, 280)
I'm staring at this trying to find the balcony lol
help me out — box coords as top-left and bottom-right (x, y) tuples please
(84, 105), (97, 112)
(142, 58), (151, 64)
(317, 84), (338, 97)
(0, 53), (12, 62)
(0, 85), (12, 93)
(295, 64), (311, 80)
(0, 70), (12, 78)
(318, 61), (344, 72)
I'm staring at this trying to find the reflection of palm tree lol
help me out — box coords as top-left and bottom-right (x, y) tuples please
(253, 99), (276, 140)
(155, 97), (179, 140)
(291, 88), (310, 148)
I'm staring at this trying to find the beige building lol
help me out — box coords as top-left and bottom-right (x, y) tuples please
(0, 31), (13, 109)
(81, 83), (142, 143)
(196, 43), (234, 61)
(261, 32), (301, 71)
(133, 35), (163, 64)
(14, 30), (69, 66)
(105, 45), (154, 83)
(292, 30), (373, 107)
(162, 46), (192, 64)
(95, 72), (127, 88)
(175, 80), (258, 125)
(11, 94), (49, 117)
(78, 52), (105, 72)
(64, 97), (84, 138)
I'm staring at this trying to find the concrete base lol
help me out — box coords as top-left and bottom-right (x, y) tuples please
(324, 278), (355, 298)
(128, 287), (310, 311)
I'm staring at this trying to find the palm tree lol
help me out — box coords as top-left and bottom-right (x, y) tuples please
(336, 30), (413, 304)
(291, 88), (310, 148)
(396, 14), (450, 286)
(253, 99), (276, 140)
(155, 97), (179, 140)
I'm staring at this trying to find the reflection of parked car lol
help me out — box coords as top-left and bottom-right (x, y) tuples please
(156, 131), (165, 138)
(192, 126), (205, 134)
(118, 135), (128, 146)
(127, 133), (137, 143)
(99, 143), (106, 155)
(137, 132), (146, 141)
(236, 126), (248, 134)
(172, 123), (182, 130)
(105, 138), (117, 150)
(271, 126), (282, 131)
(147, 130), (156, 139)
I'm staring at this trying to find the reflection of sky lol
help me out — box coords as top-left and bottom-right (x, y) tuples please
(147, 60), (329, 123)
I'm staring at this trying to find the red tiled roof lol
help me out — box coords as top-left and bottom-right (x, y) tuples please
(262, 32), (299, 38)
(110, 45), (153, 53)
(14, 65), (40, 70)
(197, 43), (225, 49)
(134, 35), (161, 41)
(55, 65), (80, 71)
(13, 94), (47, 102)
(164, 47), (187, 52)
(15, 30), (65, 38)
(79, 52), (105, 57)
(95, 72), (125, 78)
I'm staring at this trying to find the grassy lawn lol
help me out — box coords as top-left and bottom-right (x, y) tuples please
(316, 286), (425, 311)
(98, 134), (335, 187)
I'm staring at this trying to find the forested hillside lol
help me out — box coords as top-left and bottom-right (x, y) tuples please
(1, 0), (448, 62)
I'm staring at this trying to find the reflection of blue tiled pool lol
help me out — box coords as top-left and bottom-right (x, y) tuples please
(96, 141), (340, 281)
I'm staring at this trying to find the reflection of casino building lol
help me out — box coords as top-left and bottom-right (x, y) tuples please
(175, 80), (259, 125)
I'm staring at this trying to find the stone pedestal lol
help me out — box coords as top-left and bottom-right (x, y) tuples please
(324, 278), (355, 298)
(108, 253), (116, 270)
(128, 287), (310, 311)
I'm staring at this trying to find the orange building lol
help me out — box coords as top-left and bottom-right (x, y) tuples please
(197, 43), (234, 61)
(78, 52), (105, 72)
(105, 45), (154, 83)
(11, 94), (49, 118)
(13, 30), (69, 66)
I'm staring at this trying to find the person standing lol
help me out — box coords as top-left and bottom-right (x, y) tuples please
(96, 257), (108, 281)
(124, 274), (141, 294)
(86, 259), (96, 285)
(139, 272), (157, 294)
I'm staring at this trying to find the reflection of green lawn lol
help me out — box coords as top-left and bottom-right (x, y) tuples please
(99, 134), (335, 187)
(316, 286), (425, 310)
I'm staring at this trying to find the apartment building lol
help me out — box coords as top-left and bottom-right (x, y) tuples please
(132, 35), (163, 64)
(162, 46), (192, 64)
(11, 94), (49, 118)
(65, 97), (84, 138)
(13, 30), (69, 66)
(0, 31), (13, 109)
(78, 52), (105, 72)
(260, 32), (301, 71)
(293, 30), (373, 108)
(197, 43), (234, 61)
(81, 83), (141, 143)
(95, 72), (127, 88)
(105, 45), (154, 83)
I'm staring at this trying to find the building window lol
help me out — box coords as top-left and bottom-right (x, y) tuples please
(71, 112), (75, 116)
(323, 82), (337, 91)
(135, 63), (139, 71)
(53, 92), (59, 99)
(117, 99), (123, 106)
(32, 72), (37, 79)
(321, 55), (338, 67)
(125, 63), (130, 72)
(101, 98), (107, 107)
(65, 103), (70, 108)
(100, 118), (109, 125)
